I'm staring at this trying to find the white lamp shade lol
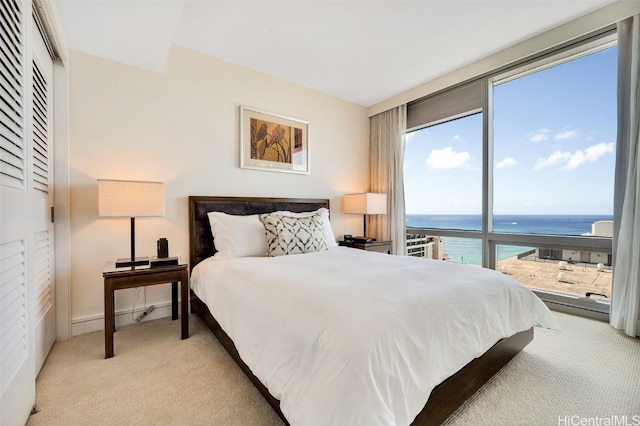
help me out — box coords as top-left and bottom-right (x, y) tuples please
(343, 193), (387, 215)
(98, 179), (165, 217)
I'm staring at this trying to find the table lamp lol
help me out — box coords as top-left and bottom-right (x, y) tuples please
(343, 192), (387, 240)
(98, 179), (165, 267)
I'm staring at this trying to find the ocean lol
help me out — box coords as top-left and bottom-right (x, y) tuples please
(406, 214), (613, 265)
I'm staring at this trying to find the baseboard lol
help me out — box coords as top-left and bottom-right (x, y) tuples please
(71, 301), (174, 336)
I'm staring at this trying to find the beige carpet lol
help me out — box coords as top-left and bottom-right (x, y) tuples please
(27, 312), (640, 426)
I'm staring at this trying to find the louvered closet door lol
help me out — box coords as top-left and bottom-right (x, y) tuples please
(31, 12), (54, 376)
(1, 3), (55, 425)
(0, 1), (36, 425)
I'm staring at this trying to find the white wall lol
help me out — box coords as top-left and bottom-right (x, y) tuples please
(69, 45), (370, 334)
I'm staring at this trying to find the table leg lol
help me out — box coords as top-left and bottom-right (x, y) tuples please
(172, 281), (178, 320)
(181, 270), (189, 339)
(113, 292), (116, 332)
(104, 279), (115, 358)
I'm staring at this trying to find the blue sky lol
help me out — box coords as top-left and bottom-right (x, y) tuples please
(404, 45), (617, 216)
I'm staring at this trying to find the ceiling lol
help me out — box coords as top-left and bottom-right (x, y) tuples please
(53, 0), (615, 107)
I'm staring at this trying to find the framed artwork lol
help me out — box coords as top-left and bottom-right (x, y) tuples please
(240, 106), (309, 174)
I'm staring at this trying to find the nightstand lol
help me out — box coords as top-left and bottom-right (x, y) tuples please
(103, 262), (189, 358)
(339, 240), (392, 254)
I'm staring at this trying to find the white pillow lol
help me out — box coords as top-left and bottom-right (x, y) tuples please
(276, 207), (337, 247)
(207, 212), (267, 258)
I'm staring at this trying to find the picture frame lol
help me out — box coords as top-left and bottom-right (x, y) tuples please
(240, 106), (309, 174)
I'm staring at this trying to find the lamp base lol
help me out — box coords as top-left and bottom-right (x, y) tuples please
(115, 257), (150, 268)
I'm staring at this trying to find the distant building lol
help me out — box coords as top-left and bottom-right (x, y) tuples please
(537, 220), (613, 266)
(406, 234), (443, 260)
(537, 247), (611, 266)
(586, 220), (613, 238)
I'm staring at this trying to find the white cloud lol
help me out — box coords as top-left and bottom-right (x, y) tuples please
(534, 142), (614, 171)
(426, 147), (473, 170)
(555, 130), (580, 140)
(534, 151), (572, 170)
(496, 157), (519, 169)
(563, 142), (614, 170)
(452, 134), (462, 142)
(529, 128), (550, 142)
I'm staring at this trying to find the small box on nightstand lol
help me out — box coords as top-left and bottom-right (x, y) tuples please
(150, 256), (179, 268)
(339, 240), (392, 254)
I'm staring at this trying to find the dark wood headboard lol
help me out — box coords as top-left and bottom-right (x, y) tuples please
(188, 196), (330, 270)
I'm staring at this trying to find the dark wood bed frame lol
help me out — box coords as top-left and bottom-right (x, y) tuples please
(188, 195), (533, 426)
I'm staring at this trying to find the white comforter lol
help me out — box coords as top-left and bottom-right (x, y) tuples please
(191, 247), (559, 426)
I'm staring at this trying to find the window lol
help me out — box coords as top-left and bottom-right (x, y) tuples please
(490, 40), (616, 303)
(405, 30), (616, 318)
(405, 113), (483, 264)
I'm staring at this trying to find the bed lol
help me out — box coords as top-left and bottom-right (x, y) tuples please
(188, 196), (558, 425)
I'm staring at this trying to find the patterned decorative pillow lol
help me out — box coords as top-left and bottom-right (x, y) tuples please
(259, 212), (328, 257)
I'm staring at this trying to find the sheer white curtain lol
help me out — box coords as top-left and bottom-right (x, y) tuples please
(611, 14), (640, 337)
(369, 105), (407, 255)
